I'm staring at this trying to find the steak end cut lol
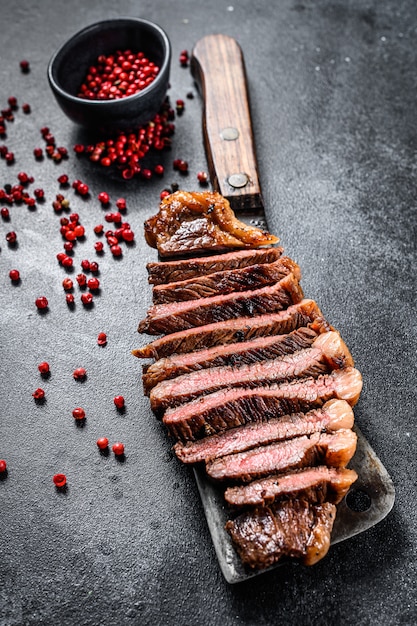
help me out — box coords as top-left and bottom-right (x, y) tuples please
(225, 499), (336, 569)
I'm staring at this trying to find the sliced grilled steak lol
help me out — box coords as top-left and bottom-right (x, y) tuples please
(151, 256), (300, 304)
(150, 331), (353, 414)
(138, 272), (303, 335)
(142, 322), (328, 394)
(174, 399), (354, 464)
(147, 247), (284, 285)
(224, 466), (358, 507)
(133, 299), (328, 359)
(163, 368), (362, 441)
(205, 429), (357, 482)
(225, 499), (336, 568)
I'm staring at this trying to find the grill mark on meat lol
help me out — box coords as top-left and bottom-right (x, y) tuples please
(151, 257), (300, 304)
(150, 331), (353, 414)
(138, 273), (303, 335)
(205, 429), (357, 482)
(173, 399), (354, 464)
(162, 368), (362, 441)
(142, 324), (327, 394)
(133, 299), (328, 360)
(147, 247), (284, 285)
(224, 466), (358, 507)
(225, 499), (336, 569)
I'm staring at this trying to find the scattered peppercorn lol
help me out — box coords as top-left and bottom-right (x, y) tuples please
(115, 198), (126, 211)
(35, 296), (48, 310)
(97, 332), (107, 346)
(72, 407), (85, 420)
(58, 174), (69, 185)
(87, 277), (100, 290)
(62, 277), (73, 291)
(20, 59), (30, 73)
(81, 292), (93, 305)
(197, 171), (208, 184)
(0, 459), (7, 473)
(96, 437), (109, 450)
(73, 367), (87, 381)
(113, 395), (125, 409)
(98, 191), (110, 205)
(6, 231), (17, 243)
(38, 361), (50, 375)
(112, 442), (125, 456)
(52, 473), (66, 488)
(9, 269), (20, 281)
(76, 273), (87, 287)
(33, 388), (45, 400)
(179, 49), (189, 67)
(61, 255), (73, 269)
(110, 244), (122, 257)
(66, 293), (75, 305)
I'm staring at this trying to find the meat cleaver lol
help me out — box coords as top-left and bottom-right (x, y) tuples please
(190, 34), (395, 584)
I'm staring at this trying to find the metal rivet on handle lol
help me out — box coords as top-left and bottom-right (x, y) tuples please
(228, 173), (248, 188)
(220, 127), (239, 141)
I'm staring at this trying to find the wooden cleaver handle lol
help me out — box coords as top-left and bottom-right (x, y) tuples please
(191, 34), (264, 212)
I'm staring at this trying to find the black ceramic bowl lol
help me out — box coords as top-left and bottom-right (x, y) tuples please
(47, 18), (171, 133)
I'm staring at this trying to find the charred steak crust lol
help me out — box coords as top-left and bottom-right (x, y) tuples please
(173, 399), (355, 464)
(151, 256), (301, 304)
(142, 324), (327, 395)
(138, 272), (304, 335)
(225, 499), (337, 569)
(133, 299), (328, 360)
(163, 368), (363, 442)
(147, 247), (284, 285)
(149, 331), (353, 415)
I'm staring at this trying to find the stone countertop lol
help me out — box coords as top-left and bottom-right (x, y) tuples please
(0, 1), (415, 625)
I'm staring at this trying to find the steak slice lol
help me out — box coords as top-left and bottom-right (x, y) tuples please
(138, 272), (303, 335)
(144, 190), (279, 257)
(225, 499), (336, 569)
(132, 299), (328, 360)
(173, 399), (354, 464)
(147, 247), (284, 285)
(142, 322), (327, 394)
(224, 466), (358, 507)
(151, 256), (300, 304)
(163, 368), (363, 441)
(150, 331), (353, 414)
(205, 429), (357, 482)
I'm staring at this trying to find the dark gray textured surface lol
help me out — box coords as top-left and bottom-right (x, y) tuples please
(0, 1), (415, 624)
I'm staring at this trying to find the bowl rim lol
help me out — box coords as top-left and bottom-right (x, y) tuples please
(47, 17), (171, 108)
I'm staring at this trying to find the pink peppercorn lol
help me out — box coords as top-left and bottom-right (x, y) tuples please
(9, 269), (20, 281)
(52, 473), (66, 488)
(35, 296), (48, 310)
(81, 292), (93, 305)
(97, 332), (107, 346)
(33, 388), (45, 400)
(38, 361), (50, 375)
(73, 367), (86, 381)
(113, 395), (125, 409)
